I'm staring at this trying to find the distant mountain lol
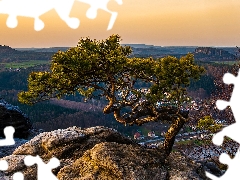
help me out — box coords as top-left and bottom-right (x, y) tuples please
(16, 47), (70, 52)
(129, 45), (237, 61)
(0, 45), (54, 63)
(193, 47), (236, 61)
(0, 45), (20, 55)
(127, 45), (197, 58)
(1, 44), (237, 63)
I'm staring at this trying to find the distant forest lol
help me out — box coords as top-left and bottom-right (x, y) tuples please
(0, 60), (221, 136)
(0, 45), (238, 136)
(0, 45), (238, 63)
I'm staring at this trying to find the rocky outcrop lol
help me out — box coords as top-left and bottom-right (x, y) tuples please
(0, 99), (32, 139)
(58, 142), (167, 180)
(0, 126), (210, 180)
(194, 47), (236, 61)
(167, 151), (213, 180)
(0, 128), (44, 158)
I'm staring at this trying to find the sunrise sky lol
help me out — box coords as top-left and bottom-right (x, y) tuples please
(0, 0), (240, 48)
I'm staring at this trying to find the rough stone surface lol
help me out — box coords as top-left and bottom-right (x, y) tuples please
(0, 126), (209, 180)
(0, 99), (32, 138)
(0, 128), (44, 158)
(58, 142), (167, 180)
(167, 151), (210, 180)
(201, 161), (223, 177)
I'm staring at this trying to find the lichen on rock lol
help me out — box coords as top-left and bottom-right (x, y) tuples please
(0, 126), (209, 179)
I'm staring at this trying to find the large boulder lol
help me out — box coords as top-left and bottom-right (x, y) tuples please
(0, 99), (32, 138)
(0, 126), (209, 180)
(167, 151), (210, 180)
(58, 142), (168, 180)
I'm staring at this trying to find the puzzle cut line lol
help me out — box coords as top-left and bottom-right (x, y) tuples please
(206, 69), (240, 180)
(0, 0), (123, 31)
(0, 126), (61, 179)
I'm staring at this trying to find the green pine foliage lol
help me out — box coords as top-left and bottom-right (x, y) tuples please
(18, 34), (205, 155)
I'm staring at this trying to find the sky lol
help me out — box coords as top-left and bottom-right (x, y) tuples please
(0, 0), (240, 48)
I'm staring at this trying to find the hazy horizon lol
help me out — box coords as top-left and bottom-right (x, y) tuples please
(12, 44), (240, 49)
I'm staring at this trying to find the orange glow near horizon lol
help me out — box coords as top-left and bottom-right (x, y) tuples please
(0, 0), (240, 48)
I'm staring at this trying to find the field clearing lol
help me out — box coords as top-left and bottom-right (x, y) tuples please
(0, 60), (50, 69)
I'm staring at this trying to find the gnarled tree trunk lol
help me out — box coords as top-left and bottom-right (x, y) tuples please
(163, 115), (187, 156)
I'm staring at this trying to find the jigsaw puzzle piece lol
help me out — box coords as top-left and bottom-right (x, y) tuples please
(0, 0), (80, 31)
(212, 122), (240, 146)
(24, 155), (60, 180)
(54, 0), (80, 29)
(212, 133), (225, 146)
(107, 12), (117, 30)
(78, 0), (109, 19)
(218, 70), (240, 120)
(107, 0), (122, 30)
(77, 0), (122, 30)
(205, 171), (221, 180)
(206, 156), (226, 180)
(0, 126), (15, 146)
(12, 172), (24, 180)
(0, 160), (8, 171)
(222, 73), (237, 85)
(0, 0), (52, 30)
(0, 160), (24, 180)
(6, 15), (18, 28)
(216, 100), (230, 111)
(34, 18), (45, 31)
(206, 149), (240, 180)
